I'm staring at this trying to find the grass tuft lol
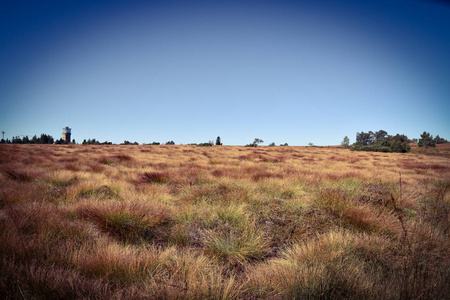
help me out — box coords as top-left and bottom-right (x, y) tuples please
(141, 171), (171, 184)
(77, 201), (173, 244)
(3, 169), (36, 182)
(204, 215), (269, 267)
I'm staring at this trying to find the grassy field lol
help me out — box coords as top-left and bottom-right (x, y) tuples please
(1, 143), (449, 299)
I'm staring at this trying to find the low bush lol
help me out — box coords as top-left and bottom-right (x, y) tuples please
(351, 144), (392, 152)
(197, 142), (213, 147)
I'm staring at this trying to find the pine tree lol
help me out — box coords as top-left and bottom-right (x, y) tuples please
(418, 131), (436, 148)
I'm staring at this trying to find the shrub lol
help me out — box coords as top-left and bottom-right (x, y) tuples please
(197, 142), (213, 147)
(351, 144), (391, 152)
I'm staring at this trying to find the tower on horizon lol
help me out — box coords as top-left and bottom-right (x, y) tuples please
(62, 126), (71, 143)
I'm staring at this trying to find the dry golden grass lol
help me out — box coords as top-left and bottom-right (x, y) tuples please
(1, 144), (449, 299)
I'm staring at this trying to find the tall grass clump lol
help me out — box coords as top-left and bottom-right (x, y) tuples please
(3, 168), (35, 182)
(420, 180), (450, 234)
(388, 219), (450, 299)
(141, 171), (171, 184)
(314, 188), (398, 234)
(245, 230), (391, 299)
(76, 200), (173, 244)
(0, 259), (118, 299)
(143, 247), (242, 299)
(204, 211), (269, 269)
(387, 181), (450, 299)
(180, 183), (252, 205)
(71, 238), (160, 282)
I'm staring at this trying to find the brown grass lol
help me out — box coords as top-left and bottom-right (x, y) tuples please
(0, 144), (449, 299)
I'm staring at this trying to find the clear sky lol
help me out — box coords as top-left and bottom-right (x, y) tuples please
(1, 0), (449, 145)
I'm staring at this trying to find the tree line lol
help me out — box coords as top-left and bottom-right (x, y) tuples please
(1, 132), (447, 150)
(0, 135), (224, 146)
(1, 134), (56, 144)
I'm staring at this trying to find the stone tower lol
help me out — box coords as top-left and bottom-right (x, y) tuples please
(62, 126), (71, 143)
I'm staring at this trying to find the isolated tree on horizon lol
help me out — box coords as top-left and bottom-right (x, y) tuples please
(253, 138), (264, 146)
(246, 138), (264, 147)
(216, 136), (222, 145)
(341, 136), (350, 148)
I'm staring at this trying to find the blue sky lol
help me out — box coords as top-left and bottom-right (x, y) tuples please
(1, 0), (449, 145)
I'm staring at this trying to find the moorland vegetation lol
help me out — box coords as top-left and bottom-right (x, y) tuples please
(0, 143), (449, 299)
